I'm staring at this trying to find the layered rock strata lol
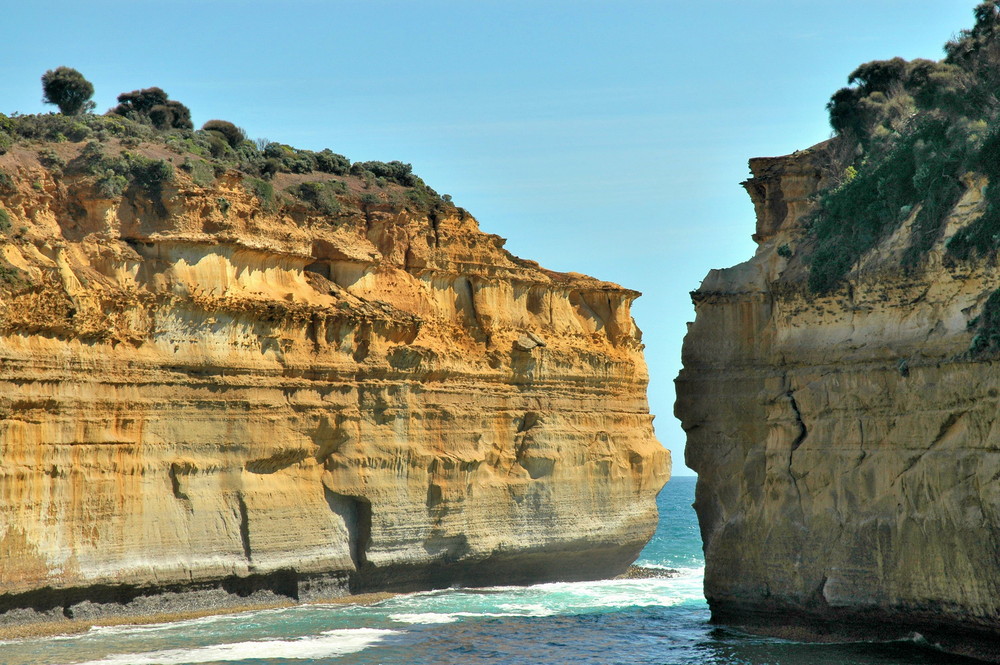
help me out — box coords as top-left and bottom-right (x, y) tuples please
(676, 139), (1000, 661)
(0, 142), (668, 624)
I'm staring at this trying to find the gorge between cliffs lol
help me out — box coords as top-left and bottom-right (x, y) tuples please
(0, 131), (669, 630)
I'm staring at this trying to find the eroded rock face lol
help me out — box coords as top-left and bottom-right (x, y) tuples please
(0, 142), (668, 623)
(677, 140), (1000, 661)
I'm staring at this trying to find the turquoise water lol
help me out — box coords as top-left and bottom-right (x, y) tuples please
(0, 477), (978, 664)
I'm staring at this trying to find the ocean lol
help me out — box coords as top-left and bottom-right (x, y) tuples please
(0, 476), (977, 665)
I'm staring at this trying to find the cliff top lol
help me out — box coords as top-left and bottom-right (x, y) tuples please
(736, 1), (1000, 297)
(0, 100), (635, 302)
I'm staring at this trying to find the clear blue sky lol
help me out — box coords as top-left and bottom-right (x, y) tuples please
(3, 1), (978, 474)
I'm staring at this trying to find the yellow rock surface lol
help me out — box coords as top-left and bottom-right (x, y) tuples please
(0, 143), (668, 620)
(677, 139), (1000, 659)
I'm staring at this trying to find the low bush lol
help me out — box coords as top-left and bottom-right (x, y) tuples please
(181, 158), (216, 187)
(289, 180), (345, 215)
(351, 160), (417, 186)
(315, 149), (350, 175)
(96, 171), (128, 198)
(76, 144), (173, 198)
(0, 169), (15, 195)
(244, 177), (276, 212)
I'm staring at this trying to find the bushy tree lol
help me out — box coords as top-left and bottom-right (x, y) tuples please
(110, 87), (193, 130)
(202, 120), (246, 148)
(315, 149), (350, 175)
(41, 67), (95, 115)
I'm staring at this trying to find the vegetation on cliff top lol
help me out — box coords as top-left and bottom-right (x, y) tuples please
(0, 68), (455, 231)
(808, 1), (1000, 293)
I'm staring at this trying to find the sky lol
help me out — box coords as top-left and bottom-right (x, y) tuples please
(2, 1), (980, 474)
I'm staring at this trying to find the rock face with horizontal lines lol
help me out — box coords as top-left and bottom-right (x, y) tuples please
(0, 140), (668, 624)
(676, 139), (1000, 661)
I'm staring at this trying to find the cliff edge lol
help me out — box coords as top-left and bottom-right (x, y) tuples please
(0, 129), (668, 627)
(675, 6), (1000, 658)
(676, 135), (1000, 660)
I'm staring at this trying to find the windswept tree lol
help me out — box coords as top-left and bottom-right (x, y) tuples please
(41, 67), (95, 115)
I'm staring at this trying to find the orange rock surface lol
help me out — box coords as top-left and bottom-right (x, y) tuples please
(0, 140), (668, 622)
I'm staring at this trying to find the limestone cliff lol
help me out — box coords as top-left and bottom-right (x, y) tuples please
(0, 138), (668, 624)
(676, 137), (1000, 660)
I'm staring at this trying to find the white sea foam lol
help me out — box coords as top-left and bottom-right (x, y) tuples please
(388, 605), (557, 624)
(388, 612), (461, 624)
(62, 627), (398, 665)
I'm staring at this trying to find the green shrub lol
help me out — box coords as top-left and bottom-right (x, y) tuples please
(96, 171), (128, 198)
(808, 116), (968, 292)
(77, 140), (107, 174)
(38, 148), (66, 170)
(181, 158), (216, 187)
(947, 118), (1000, 260)
(126, 155), (173, 193)
(217, 197), (231, 215)
(315, 149), (350, 175)
(0, 208), (10, 232)
(969, 288), (1000, 357)
(351, 160), (417, 186)
(80, 147), (173, 199)
(289, 181), (344, 215)
(244, 177), (276, 212)
(202, 120), (246, 148)
(110, 87), (193, 130)
(0, 131), (13, 155)
(262, 143), (316, 174)
(0, 170), (15, 195)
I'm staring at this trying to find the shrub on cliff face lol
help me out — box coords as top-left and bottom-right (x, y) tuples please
(807, 2), (1000, 291)
(75, 142), (173, 199)
(0, 170), (15, 195)
(180, 158), (216, 187)
(946, 121), (1000, 260)
(244, 177), (277, 212)
(41, 67), (95, 116)
(289, 180), (345, 215)
(968, 289), (1000, 357)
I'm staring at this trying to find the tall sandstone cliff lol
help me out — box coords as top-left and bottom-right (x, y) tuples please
(676, 138), (1000, 660)
(0, 140), (668, 624)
